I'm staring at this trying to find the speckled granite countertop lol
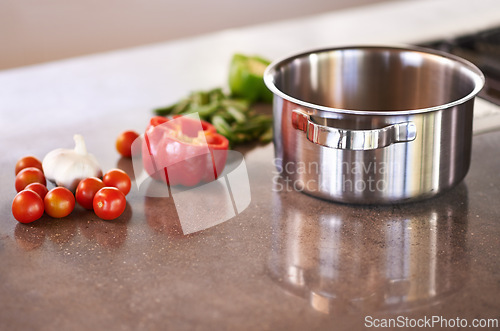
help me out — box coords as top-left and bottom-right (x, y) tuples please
(1, 1), (500, 329)
(2, 130), (500, 330)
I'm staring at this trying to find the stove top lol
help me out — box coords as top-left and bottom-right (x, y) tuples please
(420, 26), (500, 106)
(419, 26), (500, 134)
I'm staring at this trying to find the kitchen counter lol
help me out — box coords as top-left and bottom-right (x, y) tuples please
(1, 0), (500, 330)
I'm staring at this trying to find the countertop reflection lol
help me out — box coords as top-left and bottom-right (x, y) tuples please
(14, 205), (131, 250)
(269, 182), (469, 315)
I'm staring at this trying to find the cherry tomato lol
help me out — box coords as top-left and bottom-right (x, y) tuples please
(102, 169), (131, 196)
(15, 156), (43, 175)
(93, 187), (126, 220)
(15, 167), (46, 192)
(12, 190), (44, 223)
(44, 187), (75, 218)
(75, 177), (105, 210)
(25, 182), (49, 200)
(116, 130), (139, 158)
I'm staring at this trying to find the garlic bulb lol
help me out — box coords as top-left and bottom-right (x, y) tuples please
(43, 134), (102, 191)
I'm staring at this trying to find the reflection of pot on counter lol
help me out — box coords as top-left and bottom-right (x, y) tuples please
(268, 183), (469, 314)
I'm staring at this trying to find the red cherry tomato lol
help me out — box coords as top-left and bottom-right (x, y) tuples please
(75, 177), (105, 210)
(93, 187), (126, 220)
(44, 187), (75, 218)
(116, 130), (139, 158)
(25, 182), (49, 200)
(102, 169), (131, 196)
(15, 167), (46, 192)
(15, 156), (43, 175)
(12, 190), (44, 223)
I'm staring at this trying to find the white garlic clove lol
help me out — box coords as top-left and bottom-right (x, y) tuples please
(42, 134), (102, 191)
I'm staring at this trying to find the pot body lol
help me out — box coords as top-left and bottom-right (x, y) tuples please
(265, 46), (484, 204)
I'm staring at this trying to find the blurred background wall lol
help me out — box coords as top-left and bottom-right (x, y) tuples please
(0, 0), (397, 70)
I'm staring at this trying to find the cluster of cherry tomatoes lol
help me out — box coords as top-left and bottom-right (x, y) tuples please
(12, 156), (132, 223)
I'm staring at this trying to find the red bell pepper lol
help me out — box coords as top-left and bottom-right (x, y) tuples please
(142, 116), (229, 187)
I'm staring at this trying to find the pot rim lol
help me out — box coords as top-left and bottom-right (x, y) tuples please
(263, 44), (486, 116)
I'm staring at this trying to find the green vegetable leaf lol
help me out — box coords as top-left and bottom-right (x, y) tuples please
(228, 53), (273, 103)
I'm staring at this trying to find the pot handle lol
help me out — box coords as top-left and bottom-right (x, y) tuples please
(292, 109), (417, 150)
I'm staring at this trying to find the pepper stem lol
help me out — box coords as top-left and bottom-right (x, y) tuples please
(73, 134), (88, 155)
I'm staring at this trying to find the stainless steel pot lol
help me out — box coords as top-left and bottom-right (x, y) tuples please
(264, 46), (485, 204)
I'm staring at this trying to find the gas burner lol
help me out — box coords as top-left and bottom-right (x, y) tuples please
(420, 26), (500, 106)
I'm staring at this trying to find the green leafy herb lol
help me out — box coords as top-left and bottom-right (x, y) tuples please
(228, 54), (273, 103)
(153, 54), (274, 146)
(153, 88), (272, 146)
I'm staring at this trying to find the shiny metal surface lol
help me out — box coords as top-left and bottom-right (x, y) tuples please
(291, 109), (417, 150)
(265, 46), (485, 203)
